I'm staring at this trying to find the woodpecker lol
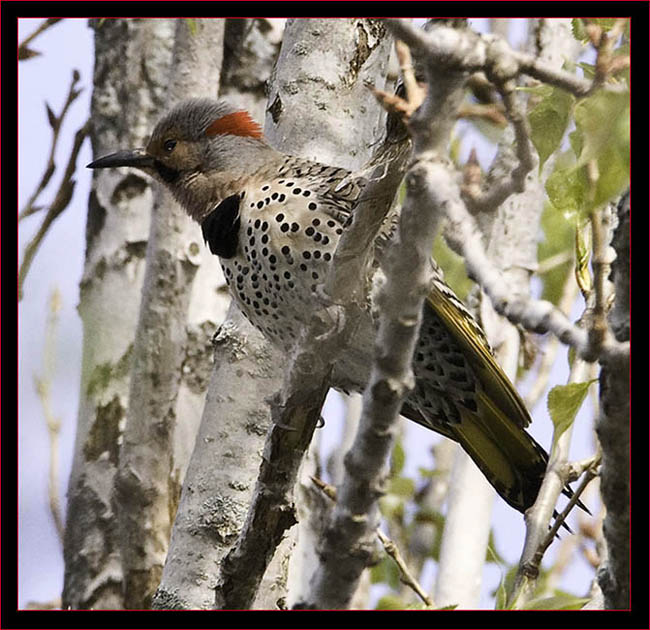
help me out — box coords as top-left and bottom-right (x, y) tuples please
(88, 98), (578, 515)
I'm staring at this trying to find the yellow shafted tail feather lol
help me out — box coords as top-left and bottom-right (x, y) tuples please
(401, 288), (554, 513)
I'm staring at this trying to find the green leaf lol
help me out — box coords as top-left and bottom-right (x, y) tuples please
(545, 165), (589, 218)
(538, 201), (574, 305)
(528, 86), (574, 171)
(379, 494), (405, 521)
(573, 90), (630, 210)
(547, 380), (597, 444)
(568, 128), (584, 159)
(387, 476), (415, 498)
(493, 564), (519, 609)
(391, 439), (405, 476)
(416, 466), (436, 479)
(577, 62), (596, 80)
(375, 594), (408, 610)
(572, 18), (626, 41)
(369, 555), (401, 589)
(591, 18), (620, 32)
(485, 532), (505, 565)
(494, 574), (508, 610)
(571, 18), (587, 42)
(523, 594), (590, 610)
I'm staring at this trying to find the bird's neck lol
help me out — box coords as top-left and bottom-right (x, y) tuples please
(172, 145), (285, 222)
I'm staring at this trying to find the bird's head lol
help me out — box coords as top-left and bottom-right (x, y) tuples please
(88, 98), (278, 218)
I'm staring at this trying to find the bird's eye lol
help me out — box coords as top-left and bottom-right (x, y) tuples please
(164, 139), (177, 153)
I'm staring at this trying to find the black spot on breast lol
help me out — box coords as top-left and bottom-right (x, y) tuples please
(201, 194), (241, 259)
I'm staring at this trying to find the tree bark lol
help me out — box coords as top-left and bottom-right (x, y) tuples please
(596, 191), (630, 609)
(152, 306), (284, 609)
(63, 18), (176, 610)
(112, 19), (225, 609)
(153, 17), (286, 609)
(213, 18), (394, 610)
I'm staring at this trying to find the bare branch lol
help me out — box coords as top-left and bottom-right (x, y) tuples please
(587, 203), (613, 361)
(457, 102), (507, 127)
(462, 78), (535, 214)
(508, 353), (596, 609)
(19, 69), (82, 222)
(310, 476), (434, 608)
(376, 530), (434, 608)
(512, 50), (593, 96)
(18, 18), (62, 60)
(385, 19), (604, 98)
(442, 195), (628, 364)
(304, 32), (466, 604)
(18, 118), (90, 301)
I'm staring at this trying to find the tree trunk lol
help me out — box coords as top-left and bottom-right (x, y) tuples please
(113, 18), (225, 610)
(63, 18), (176, 609)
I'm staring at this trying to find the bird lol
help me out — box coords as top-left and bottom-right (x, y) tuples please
(87, 97), (579, 516)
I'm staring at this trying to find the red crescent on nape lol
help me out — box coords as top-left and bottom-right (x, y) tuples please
(205, 111), (263, 139)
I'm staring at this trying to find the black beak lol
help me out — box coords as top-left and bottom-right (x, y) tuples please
(87, 148), (155, 170)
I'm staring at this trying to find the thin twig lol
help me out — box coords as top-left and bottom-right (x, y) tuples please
(384, 19), (603, 98)
(395, 40), (426, 114)
(376, 530), (435, 608)
(529, 465), (600, 571)
(18, 18), (62, 60)
(585, 19), (629, 91)
(18, 119), (90, 301)
(368, 40), (426, 125)
(508, 358), (595, 609)
(442, 191), (628, 365)
(19, 69), (83, 222)
(457, 102), (507, 127)
(463, 79), (535, 214)
(310, 477), (435, 608)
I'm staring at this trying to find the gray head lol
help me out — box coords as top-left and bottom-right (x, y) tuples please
(87, 98), (272, 185)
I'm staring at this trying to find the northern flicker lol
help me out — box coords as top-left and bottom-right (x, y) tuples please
(88, 98), (577, 515)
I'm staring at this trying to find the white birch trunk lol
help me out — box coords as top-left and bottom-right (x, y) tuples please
(63, 18), (176, 609)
